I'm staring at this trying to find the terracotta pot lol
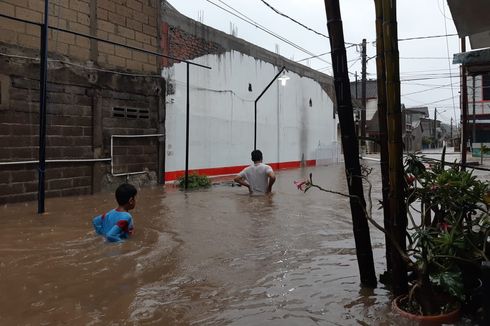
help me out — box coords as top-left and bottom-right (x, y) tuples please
(392, 295), (460, 326)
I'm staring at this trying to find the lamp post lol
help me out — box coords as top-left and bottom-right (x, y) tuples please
(254, 66), (287, 150)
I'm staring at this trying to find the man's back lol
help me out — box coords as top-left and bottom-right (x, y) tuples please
(238, 163), (273, 194)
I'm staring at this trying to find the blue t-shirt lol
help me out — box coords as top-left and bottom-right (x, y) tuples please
(92, 209), (134, 242)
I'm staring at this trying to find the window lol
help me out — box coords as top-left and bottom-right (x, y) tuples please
(483, 73), (490, 101)
(112, 107), (149, 119)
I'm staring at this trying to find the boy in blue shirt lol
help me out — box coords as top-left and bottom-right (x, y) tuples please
(92, 183), (137, 242)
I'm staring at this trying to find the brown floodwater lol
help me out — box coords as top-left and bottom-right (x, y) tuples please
(0, 163), (474, 325)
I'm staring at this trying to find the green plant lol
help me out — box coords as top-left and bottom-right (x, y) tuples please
(296, 154), (490, 316)
(178, 173), (211, 190)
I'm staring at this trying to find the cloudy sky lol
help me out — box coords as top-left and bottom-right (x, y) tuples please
(168, 0), (462, 124)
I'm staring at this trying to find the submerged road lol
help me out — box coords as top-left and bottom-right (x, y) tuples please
(0, 163), (457, 325)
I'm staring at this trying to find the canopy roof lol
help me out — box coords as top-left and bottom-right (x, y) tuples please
(447, 0), (490, 49)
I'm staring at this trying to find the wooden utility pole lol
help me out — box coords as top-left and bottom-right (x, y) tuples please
(381, 0), (408, 295)
(461, 37), (468, 169)
(373, 0), (393, 275)
(361, 39), (367, 149)
(433, 108), (437, 148)
(324, 0), (377, 288)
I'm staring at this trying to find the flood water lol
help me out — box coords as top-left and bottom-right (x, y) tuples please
(1, 163), (471, 325)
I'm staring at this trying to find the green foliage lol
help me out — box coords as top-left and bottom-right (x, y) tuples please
(178, 173), (211, 190)
(404, 154), (490, 310)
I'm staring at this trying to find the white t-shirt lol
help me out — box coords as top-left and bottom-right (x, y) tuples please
(238, 163), (273, 194)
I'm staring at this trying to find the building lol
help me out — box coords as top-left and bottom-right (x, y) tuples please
(448, 0), (490, 157)
(350, 80), (379, 153)
(0, 1), (338, 204)
(403, 107), (428, 152)
(161, 4), (337, 180)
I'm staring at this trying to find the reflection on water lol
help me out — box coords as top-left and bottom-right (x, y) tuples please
(1, 164), (421, 325)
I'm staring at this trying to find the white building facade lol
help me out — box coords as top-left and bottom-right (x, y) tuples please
(162, 51), (338, 181)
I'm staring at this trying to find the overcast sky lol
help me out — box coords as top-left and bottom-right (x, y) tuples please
(168, 0), (462, 124)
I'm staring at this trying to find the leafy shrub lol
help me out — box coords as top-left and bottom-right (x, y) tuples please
(178, 173), (211, 190)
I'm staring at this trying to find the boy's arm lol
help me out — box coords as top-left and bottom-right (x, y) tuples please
(106, 218), (131, 242)
(92, 215), (103, 235)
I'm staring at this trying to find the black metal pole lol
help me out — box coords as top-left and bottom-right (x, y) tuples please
(461, 37), (468, 169)
(254, 101), (257, 150)
(185, 62), (190, 189)
(254, 66), (286, 151)
(37, 0), (49, 214)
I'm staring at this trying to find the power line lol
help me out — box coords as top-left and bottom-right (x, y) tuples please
(441, 0), (458, 123)
(401, 82), (457, 96)
(258, 0), (329, 39)
(398, 33), (458, 42)
(206, 0), (331, 65)
(258, 0), (358, 46)
(296, 44), (357, 63)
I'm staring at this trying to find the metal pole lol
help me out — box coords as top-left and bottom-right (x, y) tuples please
(254, 101), (257, 150)
(254, 66), (286, 151)
(37, 0), (49, 214)
(185, 62), (190, 190)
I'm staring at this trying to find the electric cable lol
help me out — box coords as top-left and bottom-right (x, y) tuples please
(206, 0), (332, 66)
(441, 0), (458, 123)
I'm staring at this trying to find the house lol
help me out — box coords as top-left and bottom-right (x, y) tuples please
(448, 0), (490, 157)
(403, 107), (429, 152)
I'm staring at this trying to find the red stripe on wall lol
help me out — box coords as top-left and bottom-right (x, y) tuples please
(164, 160), (316, 181)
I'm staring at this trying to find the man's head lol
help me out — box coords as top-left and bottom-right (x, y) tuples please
(115, 183), (137, 210)
(251, 149), (263, 162)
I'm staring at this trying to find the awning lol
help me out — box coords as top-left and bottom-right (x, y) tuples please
(447, 0), (490, 49)
(453, 47), (490, 74)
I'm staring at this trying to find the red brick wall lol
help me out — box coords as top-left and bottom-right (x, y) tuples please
(161, 23), (225, 67)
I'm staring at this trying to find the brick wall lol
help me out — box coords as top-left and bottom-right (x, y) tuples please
(0, 49), (165, 204)
(161, 21), (225, 67)
(0, 0), (161, 73)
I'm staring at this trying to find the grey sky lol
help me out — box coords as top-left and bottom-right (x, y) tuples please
(168, 0), (461, 124)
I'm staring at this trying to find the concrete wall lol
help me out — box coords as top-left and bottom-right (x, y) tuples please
(0, 0), (161, 72)
(162, 51), (337, 180)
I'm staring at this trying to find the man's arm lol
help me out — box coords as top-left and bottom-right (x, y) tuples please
(234, 175), (251, 193)
(267, 171), (276, 193)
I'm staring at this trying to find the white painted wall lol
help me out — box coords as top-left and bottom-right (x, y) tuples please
(162, 51), (337, 176)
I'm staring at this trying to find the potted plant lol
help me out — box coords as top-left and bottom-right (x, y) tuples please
(296, 153), (489, 322)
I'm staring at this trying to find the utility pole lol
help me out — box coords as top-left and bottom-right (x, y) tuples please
(433, 108), (437, 149)
(382, 0), (408, 296)
(461, 37), (468, 169)
(450, 117), (453, 144)
(324, 0), (377, 288)
(361, 39), (367, 150)
(472, 75), (476, 150)
(374, 0), (393, 276)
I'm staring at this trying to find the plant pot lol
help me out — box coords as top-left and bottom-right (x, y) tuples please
(392, 295), (460, 326)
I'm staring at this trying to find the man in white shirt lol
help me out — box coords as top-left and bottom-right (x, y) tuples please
(234, 150), (276, 194)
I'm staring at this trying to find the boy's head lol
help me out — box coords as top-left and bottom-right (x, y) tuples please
(115, 183), (137, 210)
(251, 149), (263, 162)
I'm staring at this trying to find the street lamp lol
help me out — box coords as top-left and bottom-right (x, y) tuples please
(254, 66), (288, 150)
